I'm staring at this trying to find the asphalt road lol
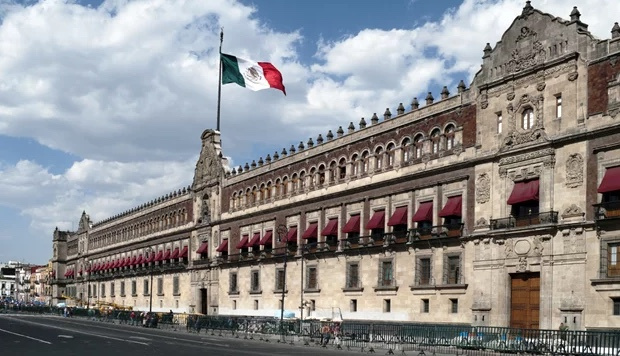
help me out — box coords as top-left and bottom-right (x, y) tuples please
(0, 313), (358, 356)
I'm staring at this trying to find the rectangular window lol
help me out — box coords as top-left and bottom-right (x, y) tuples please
(614, 298), (620, 316)
(131, 281), (136, 296)
(609, 244), (620, 277)
(446, 255), (461, 284)
(120, 281), (125, 297)
(422, 299), (430, 313)
(101, 283), (106, 298)
(251, 270), (261, 292)
(306, 266), (318, 290)
(157, 278), (163, 296)
(383, 299), (391, 313)
(173, 276), (180, 296)
(497, 112), (503, 134)
(555, 94), (562, 119)
(417, 257), (432, 285)
(93, 285), (97, 298)
(380, 260), (394, 287)
(310, 299), (316, 311)
(143, 279), (149, 296)
(350, 299), (357, 312)
(110, 282), (115, 297)
(254, 300), (259, 310)
(346, 263), (360, 289)
(451, 298), (459, 313)
(275, 268), (285, 290)
(229, 272), (238, 293)
(233, 300), (237, 310)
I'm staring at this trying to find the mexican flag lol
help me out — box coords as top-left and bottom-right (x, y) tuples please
(221, 53), (286, 95)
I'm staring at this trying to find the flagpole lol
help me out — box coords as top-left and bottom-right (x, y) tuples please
(216, 28), (223, 132)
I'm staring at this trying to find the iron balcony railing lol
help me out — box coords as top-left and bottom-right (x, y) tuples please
(594, 201), (620, 220)
(490, 211), (558, 230)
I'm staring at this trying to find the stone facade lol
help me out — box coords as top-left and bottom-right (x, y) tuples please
(50, 3), (620, 330)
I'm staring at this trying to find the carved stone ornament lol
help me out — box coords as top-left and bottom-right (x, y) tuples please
(476, 217), (488, 227)
(568, 72), (579, 81)
(503, 128), (548, 148)
(507, 92), (515, 101)
(562, 204), (584, 219)
(452, 143), (464, 156)
(517, 257), (528, 272)
(503, 41), (546, 75)
(536, 82), (546, 91)
(516, 27), (537, 42)
(505, 239), (515, 258)
(481, 100), (489, 109)
(475, 173), (491, 204)
(499, 148), (554, 165)
(565, 153), (584, 188)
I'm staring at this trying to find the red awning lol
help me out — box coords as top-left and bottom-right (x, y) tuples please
(236, 235), (249, 249)
(123, 257), (131, 266)
(171, 247), (180, 259)
(284, 228), (297, 242)
(598, 166), (620, 193)
(216, 240), (229, 253)
(366, 210), (385, 229)
(64, 270), (69, 277)
(439, 196), (462, 217)
(302, 223), (318, 239)
(412, 202), (434, 222)
(259, 230), (273, 245)
(508, 179), (539, 205)
(154, 250), (163, 261)
(137, 255), (144, 264)
(387, 206), (408, 226)
(321, 219), (339, 236)
(85, 266), (91, 273)
(248, 233), (261, 247)
(180, 245), (188, 257)
(145, 253), (153, 263)
(103, 262), (110, 270)
(130, 255), (137, 266)
(114, 259), (121, 268)
(196, 242), (208, 254)
(342, 215), (361, 233)
(163, 249), (171, 260)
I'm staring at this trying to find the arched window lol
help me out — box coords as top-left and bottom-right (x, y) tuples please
(309, 167), (316, 188)
(351, 154), (359, 175)
(414, 134), (424, 158)
(375, 147), (383, 170)
(299, 171), (306, 189)
(318, 165), (326, 185)
(274, 179), (281, 197)
(431, 129), (441, 154)
(258, 183), (266, 202)
(329, 161), (337, 182)
(401, 138), (412, 162)
(237, 190), (243, 207)
(291, 173), (298, 193)
(361, 151), (369, 174)
(386, 143), (395, 167)
(445, 124), (455, 150)
(522, 108), (534, 129)
(282, 177), (288, 195)
(265, 182), (272, 199)
(245, 188), (252, 205)
(338, 158), (347, 179)
(252, 186), (258, 203)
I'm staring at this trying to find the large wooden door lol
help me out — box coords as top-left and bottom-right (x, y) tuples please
(510, 273), (540, 329)
(200, 288), (208, 315)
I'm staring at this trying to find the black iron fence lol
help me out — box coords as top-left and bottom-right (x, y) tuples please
(6, 305), (620, 355)
(490, 211), (558, 230)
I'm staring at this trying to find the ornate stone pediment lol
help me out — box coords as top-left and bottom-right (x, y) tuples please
(503, 128), (548, 148)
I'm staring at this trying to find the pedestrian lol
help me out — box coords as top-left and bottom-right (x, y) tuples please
(321, 323), (331, 346)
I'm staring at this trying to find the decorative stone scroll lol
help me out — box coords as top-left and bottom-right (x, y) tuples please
(565, 153), (584, 188)
(503, 128), (548, 148)
(562, 204), (584, 219)
(568, 72), (579, 81)
(503, 41), (546, 75)
(475, 174), (491, 204)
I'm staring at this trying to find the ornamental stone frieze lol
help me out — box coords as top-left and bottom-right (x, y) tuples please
(565, 153), (584, 188)
(475, 173), (490, 204)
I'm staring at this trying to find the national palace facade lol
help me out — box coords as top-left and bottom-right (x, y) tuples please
(50, 3), (620, 330)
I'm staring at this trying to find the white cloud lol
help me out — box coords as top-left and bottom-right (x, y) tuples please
(0, 0), (617, 262)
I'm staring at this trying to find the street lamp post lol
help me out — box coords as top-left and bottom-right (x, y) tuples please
(85, 261), (91, 310)
(276, 224), (288, 339)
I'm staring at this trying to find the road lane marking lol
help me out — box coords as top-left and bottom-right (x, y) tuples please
(0, 328), (52, 344)
(1, 317), (149, 346)
(58, 335), (74, 339)
(129, 336), (151, 341)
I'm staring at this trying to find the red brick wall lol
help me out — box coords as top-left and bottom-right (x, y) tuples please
(588, 56), (620, 116)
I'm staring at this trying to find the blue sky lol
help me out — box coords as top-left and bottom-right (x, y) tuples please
(0, 0), (618, 265)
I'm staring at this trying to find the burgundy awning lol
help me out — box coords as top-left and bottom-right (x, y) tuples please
(302, 223), (318, 239)
(64, 270), (69, 277)
(171, 248), (180, 259)
(321, 219), (339, 236)
(598, 166), (620, 193)
(387, 206), (408, 226)
(136, 255), (144, 264)
(130, 255), (137, 266)
(154, 251), (163, 261)
(439, 196), (462, 217)
(114, 259), (121, 268)
(236, 235), (249, 249)
(342, 215), (361, 233)
(284, 228), (297, 242)
(507, 179), (539, 205)
(85, 266), (91, 273)
(163, 249), (171, 260)
(412, 202), (434, 222)
(123, 257), (131, 266)
(179, 245), (188, 258)
(103, 262), (110, 270)
(248, 233), (261, 247)
(366, 210), (385, 230)
(145, 253), (154, 263)
(216, 240), (228, 253)
(196, 242), (209, 254)
(259, 230), (273, 245)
